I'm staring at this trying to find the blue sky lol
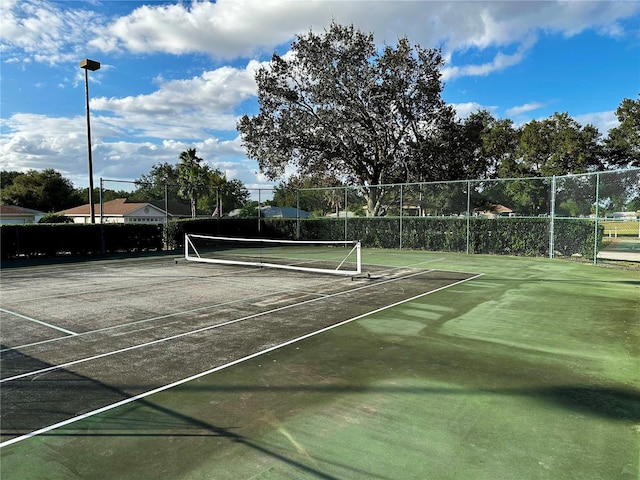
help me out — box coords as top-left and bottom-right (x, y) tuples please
(1, 0), (639, 194)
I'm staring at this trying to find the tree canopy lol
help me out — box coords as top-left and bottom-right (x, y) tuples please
(177, 148), (210, 218)
(237, 22), (636, 216)
(517, 113), (602, 176)
(238, 22), (455, 215)
(135, 150), (250, 217)
(0, 169), (83, 212)
(604, 95), (640, 168)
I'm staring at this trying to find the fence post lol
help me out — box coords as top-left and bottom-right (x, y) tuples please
(549, 176), (556, 259)
(344, 186), (348, 241)
(164, 182), (169, 224)
(99, 178), (105, 255)
(99, 177), (104, 225)
(399, 184), (403, 250)
(466, 180), (471, 255)
(296, 189), (300, 240)
(214, 186), (219, 218)
(593, 172), (600, 265)
(258, 189), (261, 235)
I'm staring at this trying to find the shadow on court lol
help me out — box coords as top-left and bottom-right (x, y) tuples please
(0, 347), (353, 480)
(5, 344), (638, 438)
(4, 343), (638, 480)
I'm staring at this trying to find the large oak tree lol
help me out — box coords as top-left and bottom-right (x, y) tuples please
(237, 22), (454, 215)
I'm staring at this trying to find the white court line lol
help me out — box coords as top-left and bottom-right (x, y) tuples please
(0, 272), (483, 449)
(0, 308), (78, 336)
(0, 269), (437, 383)
(0, 273), (347, 353)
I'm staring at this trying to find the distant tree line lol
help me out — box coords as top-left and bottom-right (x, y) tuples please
(0, 149), (250, 218)
(133, 148), (250, 218)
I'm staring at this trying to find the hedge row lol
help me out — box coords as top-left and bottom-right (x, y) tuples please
(293, 217), (600, 258)
(0, 223), (162, 261)
(1, 216), (601, 262)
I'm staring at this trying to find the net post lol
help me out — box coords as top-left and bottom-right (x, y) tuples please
(184, 233), (190, 261)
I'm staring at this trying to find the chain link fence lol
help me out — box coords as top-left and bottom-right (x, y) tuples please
(98, 169), (639, 263)
(292, 168), (640, 264)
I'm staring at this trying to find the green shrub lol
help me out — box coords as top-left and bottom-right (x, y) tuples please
(38, 213), (74, 224)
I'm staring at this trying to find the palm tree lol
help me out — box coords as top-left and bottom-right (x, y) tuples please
(177, 148), (210, 218)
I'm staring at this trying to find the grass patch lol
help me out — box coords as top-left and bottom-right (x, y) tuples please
(601, 220), (640, 237)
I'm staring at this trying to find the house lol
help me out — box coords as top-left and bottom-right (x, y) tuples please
(473, 204), (516, 218)
(227, 206), (311, 218)
(59, 198), (189, 224)
(0, 205), (46, 224)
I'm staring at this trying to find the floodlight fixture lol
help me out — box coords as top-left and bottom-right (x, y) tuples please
(80, 59), (101, 71)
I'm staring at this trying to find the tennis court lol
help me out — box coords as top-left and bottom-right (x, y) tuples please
(1, 249), (638, 479)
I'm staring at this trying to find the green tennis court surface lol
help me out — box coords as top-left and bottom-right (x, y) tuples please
(1, 251), (638, 479)
(598, 237), (640, 262)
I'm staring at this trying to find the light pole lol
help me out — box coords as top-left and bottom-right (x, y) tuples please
(80, 58), (100, 224)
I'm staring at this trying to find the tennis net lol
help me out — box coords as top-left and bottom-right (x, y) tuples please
(185, 234), (362, 276)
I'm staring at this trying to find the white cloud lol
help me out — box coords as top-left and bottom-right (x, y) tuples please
(506, 102), (546, 116)
(442, 34), (538, 81)
(89, 61), (260, 139)
(451, 102), (498, 119)
(0, 111), (261, 189)
(0, 0), (106, 64)
(0, 113), (88, 180)
(99, 1), (637, 53)
(90, 0), (330, 58)
(3, 0), (639, 74)
(575, 111), (619, 135)
(116, 64), (255, 113)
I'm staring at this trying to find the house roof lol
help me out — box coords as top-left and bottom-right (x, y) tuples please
(473, 204), (514, 214)
(61, 199), (140, 216)
(0, 205), (46, 216)
(147, 200), (193, 217)
(58, 198), (191, 217)
(260, 206), (311, 218)
(59, 198), (193, 217)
